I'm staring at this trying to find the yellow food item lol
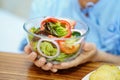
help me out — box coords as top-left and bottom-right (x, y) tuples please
(89, 65), (120, 80)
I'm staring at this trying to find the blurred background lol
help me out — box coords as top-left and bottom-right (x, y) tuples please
(0, 0), (33, 53)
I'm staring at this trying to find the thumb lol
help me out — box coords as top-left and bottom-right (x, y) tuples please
(82, 42), (95, 51)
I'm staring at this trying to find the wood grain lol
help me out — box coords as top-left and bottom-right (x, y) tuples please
(0, 52), (111, 80)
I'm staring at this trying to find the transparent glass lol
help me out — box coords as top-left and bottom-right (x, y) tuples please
(23, 17), (89, 64)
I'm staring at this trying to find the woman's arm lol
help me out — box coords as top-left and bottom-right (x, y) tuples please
(53, 43), (120, 70)
(92, 50), (120, 65)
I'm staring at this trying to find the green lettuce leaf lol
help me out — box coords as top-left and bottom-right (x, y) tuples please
(45, 22), (68, 37)
(40, 41), (57, 56)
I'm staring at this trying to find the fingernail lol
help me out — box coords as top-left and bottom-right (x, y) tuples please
(39, 57), (46, 62)
(52, 69), (57, 73)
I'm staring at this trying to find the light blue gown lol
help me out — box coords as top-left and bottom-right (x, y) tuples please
(30, 0), (120, 55)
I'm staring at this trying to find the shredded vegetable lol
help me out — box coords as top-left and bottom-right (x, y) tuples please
(37, 39), (60, 58)
(30, 41), (38, 51)
(53, 53), (73, 62)
(28, 27), (36, 41)
(44, 22), (68, 37)
(40, 41), (57, 56)
(28, 17), (83, 62)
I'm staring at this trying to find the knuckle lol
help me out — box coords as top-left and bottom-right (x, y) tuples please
(41, 66), (49, 70)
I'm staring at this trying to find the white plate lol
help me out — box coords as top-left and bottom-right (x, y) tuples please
(82, 66), (120, 80)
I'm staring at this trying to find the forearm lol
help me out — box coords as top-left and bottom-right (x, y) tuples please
(92, 50), (120, 65)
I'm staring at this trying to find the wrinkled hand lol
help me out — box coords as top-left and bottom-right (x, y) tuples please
(24, 44), (57, 72)
(24, 42), (98, 72)
(52, 42), (98, 70)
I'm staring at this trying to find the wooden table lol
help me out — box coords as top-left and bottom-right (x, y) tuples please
(0, 52), (111, 80)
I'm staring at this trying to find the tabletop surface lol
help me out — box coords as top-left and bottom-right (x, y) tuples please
(0, 52), (112, 80)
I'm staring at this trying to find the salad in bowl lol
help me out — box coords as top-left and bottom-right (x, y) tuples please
(23, 17), (89, 64)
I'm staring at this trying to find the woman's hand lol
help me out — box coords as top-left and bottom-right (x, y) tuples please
(24, 42), (98, 72)
(24, 44), (57, 72)
(52, 42), (98, 70)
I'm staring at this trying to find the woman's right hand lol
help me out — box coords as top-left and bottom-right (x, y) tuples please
(24, 44), (58, 72)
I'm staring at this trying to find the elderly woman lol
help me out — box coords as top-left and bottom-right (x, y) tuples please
(24, 0), (120, 72)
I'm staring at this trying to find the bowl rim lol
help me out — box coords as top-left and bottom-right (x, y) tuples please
(23, 17), (89, 40)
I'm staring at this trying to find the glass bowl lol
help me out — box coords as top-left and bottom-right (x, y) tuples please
(23, 17), (89, 64)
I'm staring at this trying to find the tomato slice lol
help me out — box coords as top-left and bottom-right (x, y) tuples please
(58, 41), (80, 54)
(69, 21), (76, 29)
(63, 19), (76, 29)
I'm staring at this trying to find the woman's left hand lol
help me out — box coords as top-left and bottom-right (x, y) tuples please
(52, 42), (98, 70)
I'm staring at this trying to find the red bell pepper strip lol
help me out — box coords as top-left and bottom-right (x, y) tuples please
(59, 20), (71, 38)
(40, 18), (72, 38)
(40, 18), (59, 31)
